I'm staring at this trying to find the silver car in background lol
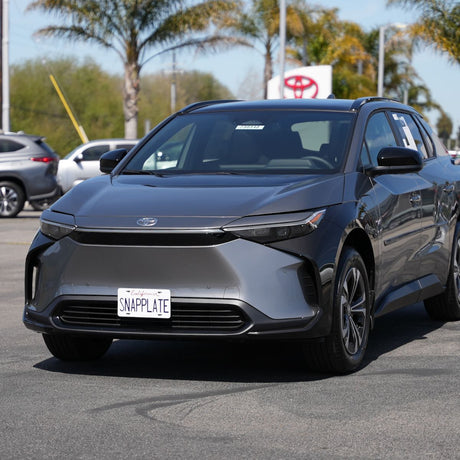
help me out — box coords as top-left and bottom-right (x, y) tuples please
(57, 139), (138, 193)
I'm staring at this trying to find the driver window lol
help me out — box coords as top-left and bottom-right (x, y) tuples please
(361, 112), (398, 167)
(82, 145), (110, 161)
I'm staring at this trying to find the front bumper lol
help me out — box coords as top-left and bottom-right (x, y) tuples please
(24, 295), (323, 340)
(24, 230), (330, 340)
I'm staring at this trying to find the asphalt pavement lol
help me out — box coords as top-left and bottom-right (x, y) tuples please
(0, 207), (459, 459)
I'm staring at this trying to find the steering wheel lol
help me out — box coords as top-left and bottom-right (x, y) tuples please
(305, 156), (334, 169)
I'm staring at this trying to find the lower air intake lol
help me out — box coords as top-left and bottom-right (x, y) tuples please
(54, 300), (249, 333)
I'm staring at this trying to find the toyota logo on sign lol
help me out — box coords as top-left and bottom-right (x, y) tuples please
(284, 75), (319, 99)
(267, 65), (332, 100)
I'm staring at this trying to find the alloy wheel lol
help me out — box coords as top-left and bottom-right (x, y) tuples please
(0, 185), (19, 216)
(340, 266), (367, 356)
(454, 238), (460, 304)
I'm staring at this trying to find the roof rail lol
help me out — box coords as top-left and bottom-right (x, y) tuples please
(351, 96), (400, 111)
(178, 100), (240, 114)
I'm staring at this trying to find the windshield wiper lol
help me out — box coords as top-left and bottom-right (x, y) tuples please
(121, 169), (165, 177)
(121, 169), (246, 177)
(169, 171), (243, 176)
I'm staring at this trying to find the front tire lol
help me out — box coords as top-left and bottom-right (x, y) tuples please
(43, 334), (113, 361)
(0, 181), (25, 217)
(424, 223), (460, 321)
(303, 247), (371, 374)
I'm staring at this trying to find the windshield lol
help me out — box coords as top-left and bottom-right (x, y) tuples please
(123, 110), (355, 175)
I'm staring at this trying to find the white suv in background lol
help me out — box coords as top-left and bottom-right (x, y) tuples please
(58, 139), (138, 193)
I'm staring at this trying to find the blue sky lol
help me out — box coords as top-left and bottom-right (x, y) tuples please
(8, 0), (460, 136)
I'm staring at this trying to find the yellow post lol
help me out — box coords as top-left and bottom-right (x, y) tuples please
(49, 74), (89, 144)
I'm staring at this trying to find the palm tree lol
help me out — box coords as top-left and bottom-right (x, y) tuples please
(227, 0), (303, 98)
(289, 8), (376, 98)
(387, 0), (460, 64)
(28, 0), (240, 139)
(365, 25), (439, 115)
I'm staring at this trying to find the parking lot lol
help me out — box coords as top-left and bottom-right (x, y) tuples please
(1, 207), (459, 459)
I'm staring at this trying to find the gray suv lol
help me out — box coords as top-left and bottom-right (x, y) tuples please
(0, 133), (59, 217)
(24, 98), (460, 374)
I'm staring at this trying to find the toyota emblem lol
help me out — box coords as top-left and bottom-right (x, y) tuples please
(136, 217), (158, 227)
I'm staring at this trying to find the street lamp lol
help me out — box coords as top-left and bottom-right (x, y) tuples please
(377, 23), (407, 97)
(279, 0), (286, 99)
(144, 48), (180, 114)
(2, 0), (10, 132)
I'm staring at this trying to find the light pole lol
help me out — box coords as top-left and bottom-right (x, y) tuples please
(377, 25), (386, 97)
(278, 0), (286, 99)
(2, 0), (9, 132)
(143, 48), (179, 114)
(377, 23), (407, 97)
(170, 50), (177, 113)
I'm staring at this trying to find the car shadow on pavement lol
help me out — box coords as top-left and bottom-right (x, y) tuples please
(34, 303), (445, 382)
(364, 302), (445, 363)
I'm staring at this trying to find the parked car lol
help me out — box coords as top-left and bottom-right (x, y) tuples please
(0, 132), (59, 217)
(57, 139), (138, 193)
(24, 98), (460, 373)
(449, 149), (459, 161)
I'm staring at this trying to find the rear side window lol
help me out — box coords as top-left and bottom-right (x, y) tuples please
(0, 139), (24, 153)
(391, 112), (429, 159)
(361, 112), (398, 167)
(418, 118), (449, 157)
(35, 139), (56, 156)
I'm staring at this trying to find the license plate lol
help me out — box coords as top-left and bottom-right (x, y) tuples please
(117, 288), (171, 318)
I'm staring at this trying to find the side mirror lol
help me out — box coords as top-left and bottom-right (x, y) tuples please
(366, 147), (423, 176)
(74, 152), (83, 163)
(100, 149), (128, 174)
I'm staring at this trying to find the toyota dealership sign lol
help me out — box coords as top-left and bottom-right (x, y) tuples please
(267, 65), (332, 99)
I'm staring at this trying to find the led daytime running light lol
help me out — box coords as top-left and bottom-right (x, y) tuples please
(40, 219), (76, 240)
(226, 209), (326, 243)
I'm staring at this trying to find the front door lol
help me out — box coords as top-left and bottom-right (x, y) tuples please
(361, 111), (423, 304)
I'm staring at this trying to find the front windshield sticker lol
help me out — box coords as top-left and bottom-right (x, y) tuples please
(235, 125), (265, 130)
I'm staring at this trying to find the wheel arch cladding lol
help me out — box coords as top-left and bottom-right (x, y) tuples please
(0, 176), (26, 193)
(342, 228), (375, 292)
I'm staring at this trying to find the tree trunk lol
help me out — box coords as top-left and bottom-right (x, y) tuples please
(123, 62), (140, 139)
(263, 42), (273, 99)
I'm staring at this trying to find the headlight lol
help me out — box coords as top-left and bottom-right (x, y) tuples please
(40, 219), (76, 240)
(223, 209), (326, 243)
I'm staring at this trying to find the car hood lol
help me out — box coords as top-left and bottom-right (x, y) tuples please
(50, 173), (344, 229)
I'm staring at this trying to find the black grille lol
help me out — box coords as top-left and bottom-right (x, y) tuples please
(70, 231), (236, 246)
(54, 300), (248, 333)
